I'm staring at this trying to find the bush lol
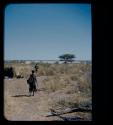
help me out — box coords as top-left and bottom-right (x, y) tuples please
(49, 92), (91, 109)
(42, 75), (71, 91)
(4, 67), (15, 78)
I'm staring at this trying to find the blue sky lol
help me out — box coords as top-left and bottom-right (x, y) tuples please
(4, 4), (91, 60)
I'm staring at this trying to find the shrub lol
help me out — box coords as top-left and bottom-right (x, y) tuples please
(4, 67), (16, 78)
(50, 93), (91, 109)
(42, 74), (72, 92)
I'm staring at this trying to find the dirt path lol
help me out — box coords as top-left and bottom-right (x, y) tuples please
(4, 76), (61, 121)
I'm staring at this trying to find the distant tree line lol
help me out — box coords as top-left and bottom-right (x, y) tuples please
(4, 53), (76, 78)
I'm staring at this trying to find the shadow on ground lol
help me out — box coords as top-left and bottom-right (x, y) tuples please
(11, 88), (46, 98)
(12, 94), (30, 97)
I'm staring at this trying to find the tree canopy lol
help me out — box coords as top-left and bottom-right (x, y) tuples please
(59, 54), (76, 63)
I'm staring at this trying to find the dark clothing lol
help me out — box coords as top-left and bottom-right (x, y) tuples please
(28, 74), (37, 93)
(29, 83), (37, 92)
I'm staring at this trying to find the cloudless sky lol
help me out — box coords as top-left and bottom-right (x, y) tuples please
(5, 4), (91, 60)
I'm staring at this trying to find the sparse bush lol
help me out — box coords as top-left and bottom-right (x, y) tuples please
(57, 95), (79, 108)
(4, 67), (16, 78)
(49, 93), (91, 109)
(42, 76), (66, 92)
(70, 75), (79, 81)
(77, 73), (91, 93)
(5, 63), (91, 77)
(5, 62), (92, 115)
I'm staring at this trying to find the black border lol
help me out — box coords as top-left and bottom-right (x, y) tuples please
(92, 1), (111, 123)
(0, 0), (110, 124)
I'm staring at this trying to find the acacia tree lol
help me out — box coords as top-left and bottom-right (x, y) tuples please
(59, 54), (76, 63)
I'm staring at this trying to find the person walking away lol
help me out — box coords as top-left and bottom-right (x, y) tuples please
(27, 70), (38, 96)
(34, 64), (39, 73)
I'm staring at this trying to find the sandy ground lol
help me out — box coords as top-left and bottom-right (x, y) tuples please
(4, 76), (59, 121)
(4, 76), (92, 121)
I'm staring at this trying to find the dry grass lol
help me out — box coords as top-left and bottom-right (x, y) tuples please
(4, 62), (92, 120)
(42, 75), (68, 92)
(48, 92), (91, 110)
(4, 62), (91, 95)
(38, 63), (92, 111)
(4, 63), (91, 76)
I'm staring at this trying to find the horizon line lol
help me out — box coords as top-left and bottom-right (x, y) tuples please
(4, 59), (91, 61)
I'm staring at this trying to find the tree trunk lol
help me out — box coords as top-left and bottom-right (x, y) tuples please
(46, 107), (92, 117)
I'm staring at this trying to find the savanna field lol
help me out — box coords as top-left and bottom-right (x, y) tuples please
(4, 62), (92, 121)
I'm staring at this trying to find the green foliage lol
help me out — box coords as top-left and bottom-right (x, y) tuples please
(59, 53), (76, 63)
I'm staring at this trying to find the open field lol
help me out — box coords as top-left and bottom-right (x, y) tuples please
(4, 63), (92, 121)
